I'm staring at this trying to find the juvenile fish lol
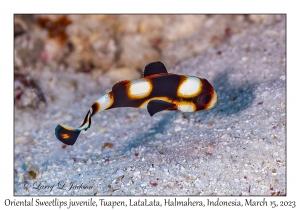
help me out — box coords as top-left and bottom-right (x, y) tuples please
(55, 61), (218, 145)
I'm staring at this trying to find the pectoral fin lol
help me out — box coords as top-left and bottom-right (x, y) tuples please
(147, 100), (176, 116)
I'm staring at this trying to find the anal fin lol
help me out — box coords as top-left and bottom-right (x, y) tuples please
(147, 100), (176, 116)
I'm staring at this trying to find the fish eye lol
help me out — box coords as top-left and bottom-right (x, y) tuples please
(197, 92), (211, 105)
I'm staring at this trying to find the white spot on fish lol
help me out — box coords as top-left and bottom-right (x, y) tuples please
(96, 94), (113, 111)
(128, 79), (152, 99)
(178, 76), (201, 97)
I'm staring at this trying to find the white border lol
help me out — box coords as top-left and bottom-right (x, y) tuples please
(1, 0), (297, 209)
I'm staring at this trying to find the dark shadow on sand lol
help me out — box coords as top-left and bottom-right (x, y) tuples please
(209, 69), (257, 116)
(121, 111), (177, 154)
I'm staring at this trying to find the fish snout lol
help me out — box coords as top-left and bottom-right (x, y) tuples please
(206, 89), (218, 110)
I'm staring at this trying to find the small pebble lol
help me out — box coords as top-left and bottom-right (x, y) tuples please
(174, 126), (182, 132)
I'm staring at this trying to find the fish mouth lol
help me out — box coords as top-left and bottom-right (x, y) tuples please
(206, 90), (218, 110)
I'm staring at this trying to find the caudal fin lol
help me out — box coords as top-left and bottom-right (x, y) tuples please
(55, 124), (81, 145)
(55, 92), (113, 146)
(55, 110), (92, 145)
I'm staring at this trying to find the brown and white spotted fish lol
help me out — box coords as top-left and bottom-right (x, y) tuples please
(55, 61), (218, 145)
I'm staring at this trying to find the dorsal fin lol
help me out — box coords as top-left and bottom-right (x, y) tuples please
(112, 80), (129, 92)
(143, 61), (168, 77)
